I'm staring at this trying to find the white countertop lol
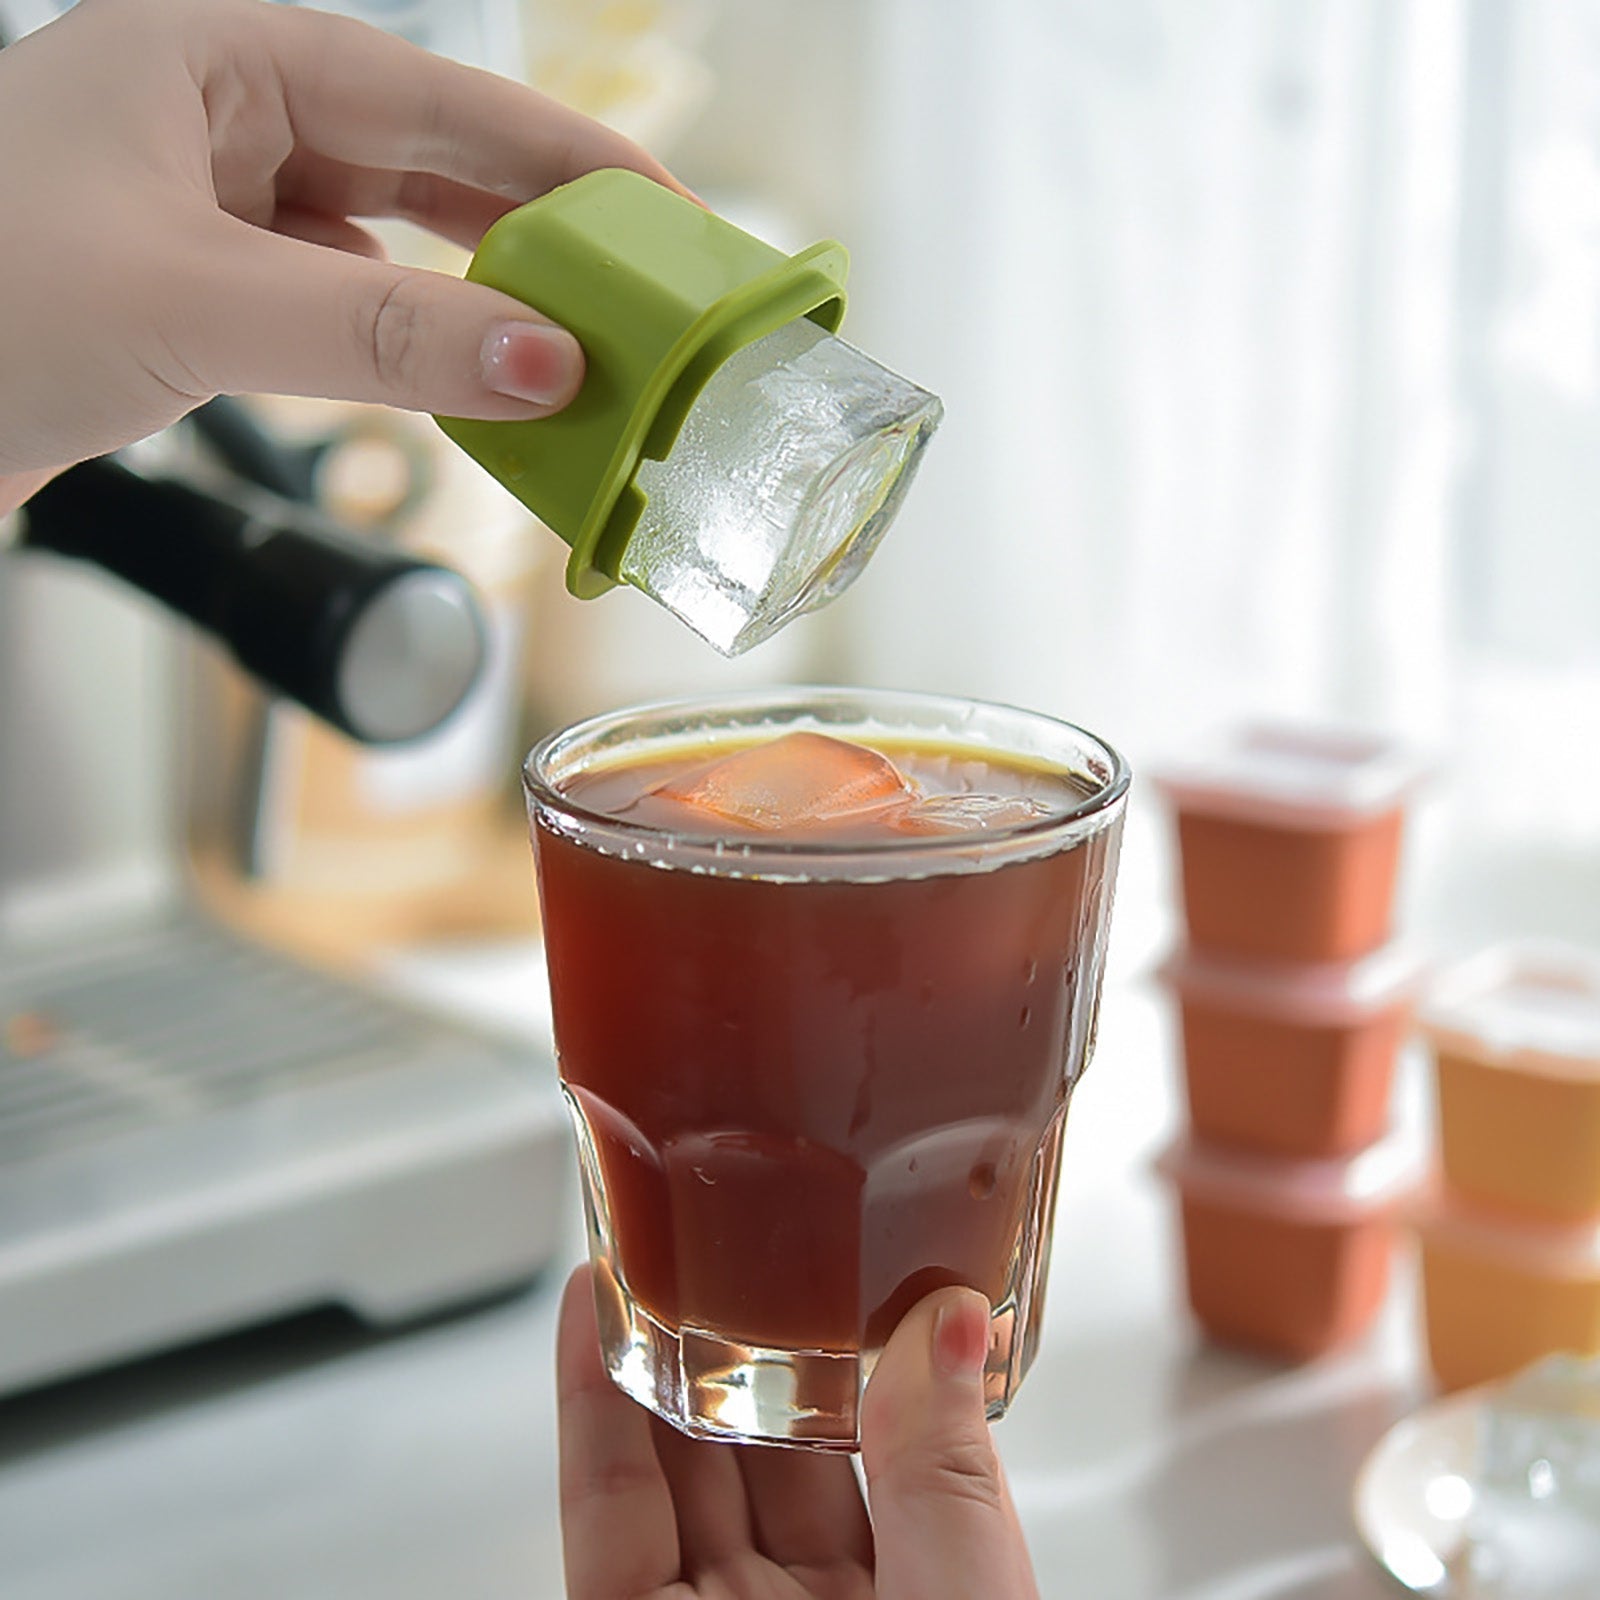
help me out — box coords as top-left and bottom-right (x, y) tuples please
(0, 819), (1426, 1600)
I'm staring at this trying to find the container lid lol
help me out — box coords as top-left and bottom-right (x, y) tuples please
(1413, 1186), (1600, 1279)
(1157, 941), (1427, 1025)
(1152, 722), (1429, 831)
(1420, 942), (1600, 1080)
(1154, 1132), (1421, 1225)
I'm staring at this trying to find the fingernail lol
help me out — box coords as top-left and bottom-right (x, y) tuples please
(481, 321), (582, 407)
(932, 1290), (990, 1383)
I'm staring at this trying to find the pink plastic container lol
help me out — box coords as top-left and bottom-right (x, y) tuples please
(1157, 1134), (1417, 1360)
(1154, 725), (1426, 963)
(1158, 943), (1425, 1158)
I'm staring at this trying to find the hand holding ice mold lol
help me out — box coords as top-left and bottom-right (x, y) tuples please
(0, 2), (941, 656)
(0, 0), (687, 504)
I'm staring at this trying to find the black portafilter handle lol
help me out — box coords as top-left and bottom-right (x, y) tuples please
(19, 456), (488, 745)
(189, 394), (325, 505)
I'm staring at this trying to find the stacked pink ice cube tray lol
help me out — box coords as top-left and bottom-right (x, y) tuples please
(1151, 724), (1427, 1361)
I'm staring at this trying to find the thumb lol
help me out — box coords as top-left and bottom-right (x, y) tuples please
(0, 467), (62, 520)
(173, 217), (584, 421)
(862, 1287), (1040, 1600)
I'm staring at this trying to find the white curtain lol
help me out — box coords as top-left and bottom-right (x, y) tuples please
(832, 0), (1599, 949)
(841, 0), (1459, 742)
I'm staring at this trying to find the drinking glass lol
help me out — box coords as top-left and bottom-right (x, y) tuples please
(526, 688), (1128, 1449)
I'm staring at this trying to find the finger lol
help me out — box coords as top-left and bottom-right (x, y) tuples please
(648, 1416), (758, 1577)
(173, 214), (583, 420)
(861, 1289), (1040, 1600)
(270, 204), (388, 260)
(0, 467), (62, 520)
(738, 1444), (874, 1575)
(254, 4), (694, 204)
(277, 152), (514, 253)
(556, 1267), (682, 1600)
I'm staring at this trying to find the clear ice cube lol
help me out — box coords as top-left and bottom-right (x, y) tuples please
(888, 793), (1056, 836)
(654, 731), (915, 832)
(1464, 1356), (1600, 1598)
(1480, 1356), (1600, 1511)
(622, 318), (943, 656)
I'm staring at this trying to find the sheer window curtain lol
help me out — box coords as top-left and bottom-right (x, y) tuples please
(833, 0), (1598, 953)
(842, 0), (1458, 749)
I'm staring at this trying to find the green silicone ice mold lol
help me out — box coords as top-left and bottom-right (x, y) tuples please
(435, 168), (850, 601)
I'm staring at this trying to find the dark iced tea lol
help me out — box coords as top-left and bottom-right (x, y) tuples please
(527, 691), (1126, 1448)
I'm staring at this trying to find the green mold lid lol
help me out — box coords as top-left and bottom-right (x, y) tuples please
(435, 169), (849, 601)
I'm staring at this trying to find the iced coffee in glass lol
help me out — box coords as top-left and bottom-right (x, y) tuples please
(526, 689), (1127, 1449)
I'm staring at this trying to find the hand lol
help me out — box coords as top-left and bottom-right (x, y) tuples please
(0, 0), (688, 491)
(557, 1266), (1041, 1599)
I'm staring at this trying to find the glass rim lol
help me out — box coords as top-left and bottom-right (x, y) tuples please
(523, 686), (1131, 868)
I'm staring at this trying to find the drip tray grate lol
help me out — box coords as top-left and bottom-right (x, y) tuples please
(1, 914), (495, 1164)
(0, 909), (566, 1396)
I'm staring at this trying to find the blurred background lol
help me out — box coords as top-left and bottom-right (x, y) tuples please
(2, 2), (1599, 1598)
(5, 0), (1599, 956)
(546, 0), (1600, 962)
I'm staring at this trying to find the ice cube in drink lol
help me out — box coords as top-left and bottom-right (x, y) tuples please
(653, 730), (917, 832)
(888, 792), (1056, 835)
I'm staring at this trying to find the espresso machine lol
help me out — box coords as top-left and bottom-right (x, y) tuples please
(0, 406), (570, 1401)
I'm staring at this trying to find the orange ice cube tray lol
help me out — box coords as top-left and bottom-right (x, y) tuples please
(1421, 942), (1600, 1224)
(1417, 1190), (1600, 1391)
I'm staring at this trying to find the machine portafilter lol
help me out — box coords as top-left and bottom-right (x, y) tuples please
(17, 402), (486, 744)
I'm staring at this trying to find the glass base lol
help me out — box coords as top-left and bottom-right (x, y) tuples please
(563, 1084), (1068, 1451)
(587, 1255), (1026, 1452)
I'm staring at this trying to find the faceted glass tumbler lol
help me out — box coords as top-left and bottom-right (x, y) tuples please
(525, 689), (1128, 1450)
